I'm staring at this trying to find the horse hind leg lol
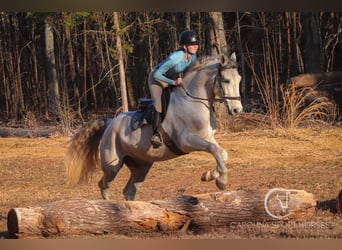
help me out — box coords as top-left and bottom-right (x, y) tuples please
(98, 138), (125, 200)
(98, 160), (123, 200)
(123, 159), (153, 201)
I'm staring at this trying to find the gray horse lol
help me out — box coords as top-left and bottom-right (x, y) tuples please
(65, 53), (243, 201)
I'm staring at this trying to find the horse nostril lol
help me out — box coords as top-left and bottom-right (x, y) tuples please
(231, 106), (242, 116)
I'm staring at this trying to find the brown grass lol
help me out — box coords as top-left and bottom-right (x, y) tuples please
(281, 86), (336, 128)
(245, 32), (337, 129)
(0, 122), (341, 239)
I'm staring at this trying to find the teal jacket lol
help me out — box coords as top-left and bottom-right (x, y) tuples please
(153, 49), (197, 85)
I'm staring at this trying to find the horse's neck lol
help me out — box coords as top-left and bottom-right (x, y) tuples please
(167, 60), (219, 116)
(182, 67), (217, 100)
(170, 79), (214, 114)
(167, 83), (215, 135)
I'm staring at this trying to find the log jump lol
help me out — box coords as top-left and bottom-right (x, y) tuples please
(7, 189), (317, 238)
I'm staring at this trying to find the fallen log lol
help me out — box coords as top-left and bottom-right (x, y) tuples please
(0, 127), (60, 138)
(288, 71), (342, 88)
(7, 189), (316, 238)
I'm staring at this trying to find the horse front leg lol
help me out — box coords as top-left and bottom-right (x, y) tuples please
(182, 135), (229, 190)
(201, 143), (228, 190)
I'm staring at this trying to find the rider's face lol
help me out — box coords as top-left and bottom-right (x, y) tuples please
(184, 44), (199, 54)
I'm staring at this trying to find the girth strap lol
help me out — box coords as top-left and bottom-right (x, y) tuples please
(159, 126), (188, 156)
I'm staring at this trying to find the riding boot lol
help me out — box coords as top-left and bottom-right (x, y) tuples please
(151, 108), (163, 147)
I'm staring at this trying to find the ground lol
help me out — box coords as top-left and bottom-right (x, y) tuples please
(0, 121), (341, 239)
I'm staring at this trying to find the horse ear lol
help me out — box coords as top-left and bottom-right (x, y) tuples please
(230, 52), (237, 62)
(219, 54), (228, 68)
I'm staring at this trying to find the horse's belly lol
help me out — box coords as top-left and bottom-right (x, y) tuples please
(127, 145), (178, 162)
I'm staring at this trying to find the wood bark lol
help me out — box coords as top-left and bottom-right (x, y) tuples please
(7, 189), (316, 238)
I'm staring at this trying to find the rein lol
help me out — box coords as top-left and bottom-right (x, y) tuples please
(180, 72), (241, 104)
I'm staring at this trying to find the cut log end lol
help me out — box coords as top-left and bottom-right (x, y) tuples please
(7, 207), (45, 239)
(7, 209), (19, 239)
(338, 190), (342, 214)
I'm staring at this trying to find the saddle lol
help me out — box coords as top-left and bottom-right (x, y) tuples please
(130, 87), (171, 131)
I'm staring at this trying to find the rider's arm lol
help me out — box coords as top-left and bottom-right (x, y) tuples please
(153, 57), (178, 86)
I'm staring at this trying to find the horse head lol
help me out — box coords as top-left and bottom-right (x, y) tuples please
(216, 53), (243, 116)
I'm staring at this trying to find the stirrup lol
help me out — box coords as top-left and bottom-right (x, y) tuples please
(151, 133), (163, 147)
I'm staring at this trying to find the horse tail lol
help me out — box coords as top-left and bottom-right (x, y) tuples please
(65, 119), (110, 185)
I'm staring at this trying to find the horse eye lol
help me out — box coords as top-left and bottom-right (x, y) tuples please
(223, 79), (230, 83)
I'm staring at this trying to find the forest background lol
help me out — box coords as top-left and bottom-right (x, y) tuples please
(0, 12), (341, 133)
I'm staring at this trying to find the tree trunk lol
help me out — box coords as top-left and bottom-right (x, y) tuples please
(82, 19), (88, 107)
(63, 16), (75, 118)
(209, 12), (229, 55)
(114, 12), (128, 112)
(300, 12), (321, 73)
(185, 12), (191, 30)
(44, 17), (60, 119)
(7, 189), (316, 238)
(236, 12), (247, 104)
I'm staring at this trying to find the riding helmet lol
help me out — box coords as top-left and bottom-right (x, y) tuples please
(179, 30), (200, 45)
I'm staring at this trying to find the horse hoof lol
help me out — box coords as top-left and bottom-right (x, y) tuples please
(201, 171), (215, 181)
(98, 181), (109, 200)
(101, 189), (109, 200)
(201, 171), (211, 182)
(215, 180), (227, 190)
(201, 170), (219, 182)
(215, 176), (227, 190)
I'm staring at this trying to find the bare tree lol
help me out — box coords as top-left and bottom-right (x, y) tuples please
(300, 12), (321, 73)
(113, 12), (128, 112)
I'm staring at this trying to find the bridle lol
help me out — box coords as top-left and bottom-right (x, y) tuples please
(180, 67), (241, 104)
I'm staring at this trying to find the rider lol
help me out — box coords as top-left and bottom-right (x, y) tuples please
(148, 30), (200, 147)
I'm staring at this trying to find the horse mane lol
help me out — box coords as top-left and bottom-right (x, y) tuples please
(185, 54), (237, 75)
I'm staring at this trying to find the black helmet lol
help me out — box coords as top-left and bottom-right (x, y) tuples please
(179, 30), (200, 45)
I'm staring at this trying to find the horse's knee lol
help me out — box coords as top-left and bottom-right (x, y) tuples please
(208, 143), (228, 162)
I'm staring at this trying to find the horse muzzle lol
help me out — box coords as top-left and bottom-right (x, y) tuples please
(223, 96), (243, 116)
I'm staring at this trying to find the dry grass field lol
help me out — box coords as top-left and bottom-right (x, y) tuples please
(0, 121), (341, 239)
